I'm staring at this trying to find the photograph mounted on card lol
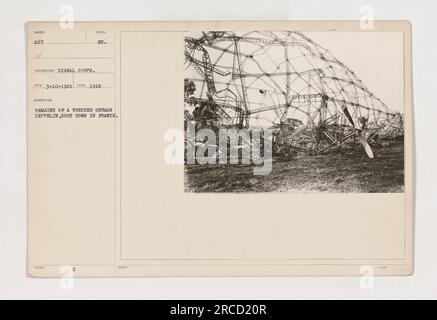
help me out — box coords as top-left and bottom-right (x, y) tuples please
(183, 30), (405, 193)
(27, 21), (413, 277)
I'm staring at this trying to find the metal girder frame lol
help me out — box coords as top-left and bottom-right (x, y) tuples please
(184, 31), (404, 155)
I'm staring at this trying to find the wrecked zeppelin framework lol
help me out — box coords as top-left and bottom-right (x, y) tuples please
(184, 31), (404, 158)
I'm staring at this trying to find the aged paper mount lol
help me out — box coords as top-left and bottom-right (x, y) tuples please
(27, 21), (413, 277)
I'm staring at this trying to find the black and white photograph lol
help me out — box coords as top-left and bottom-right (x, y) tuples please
(184, 31), (404, 193)
(7, 0), (437, 302)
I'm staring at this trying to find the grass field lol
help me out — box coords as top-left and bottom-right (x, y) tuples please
(184, 140), (404, 193)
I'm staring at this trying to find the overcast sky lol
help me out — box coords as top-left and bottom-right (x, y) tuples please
(305, 31), (404, 113)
